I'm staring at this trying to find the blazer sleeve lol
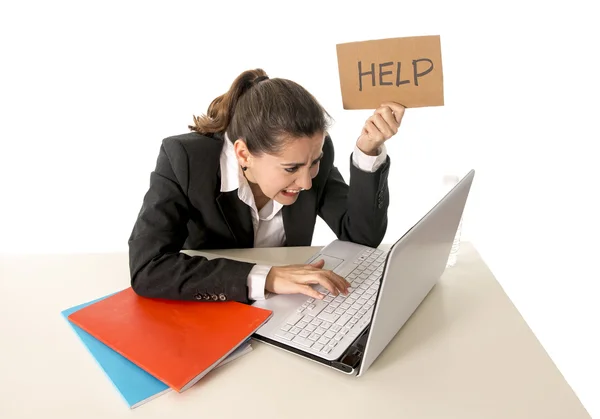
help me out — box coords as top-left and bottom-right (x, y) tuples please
(317, 136), (390, 248)
(127, 139), (255, 304)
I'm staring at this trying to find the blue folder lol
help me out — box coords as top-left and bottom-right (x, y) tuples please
(61, 295), (170, 409)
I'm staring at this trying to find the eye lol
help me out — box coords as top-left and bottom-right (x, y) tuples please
(285, 167), (299, 173)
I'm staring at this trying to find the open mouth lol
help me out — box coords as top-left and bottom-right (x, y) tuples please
(281, 189), (302, 197)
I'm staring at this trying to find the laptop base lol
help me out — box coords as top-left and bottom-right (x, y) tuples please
(251, 326), (371, 375)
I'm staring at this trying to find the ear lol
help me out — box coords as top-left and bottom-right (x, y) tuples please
(233, 139), (252, 168)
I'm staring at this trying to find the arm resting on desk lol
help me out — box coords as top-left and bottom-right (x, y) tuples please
(128, 140), (256, 304)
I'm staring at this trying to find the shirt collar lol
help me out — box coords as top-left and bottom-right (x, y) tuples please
(220, 133), (245, 193)
(219, 133), (284, 221)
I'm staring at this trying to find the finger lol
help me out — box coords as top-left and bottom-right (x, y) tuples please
(380, 101), (406, 124)
(313, 272), (344, 296)
(370, 113), (395, 139)
(327, 271), (351, 295)
(309, 259), (325, 268)
(317, 270), (348, 296)
(364, 120), (384, 142)
(298, 284), (325, 300)
(375, 106), (399, 134)
(312, 275), (338, 296)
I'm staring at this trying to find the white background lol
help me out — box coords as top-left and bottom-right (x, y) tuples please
(1, 0), (598, 416)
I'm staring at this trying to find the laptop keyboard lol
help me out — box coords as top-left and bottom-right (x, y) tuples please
(275, 248), (388, 356)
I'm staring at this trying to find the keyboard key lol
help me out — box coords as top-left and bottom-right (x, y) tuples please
(318, 312), (340, 323)
(312, 343), (324, 351)
(305, 300), (327, 316)
(308, 333), (319, 341)
(292, 336), (313, 347)
(334, 308), (345, 315)
(290, 327), (301, 335)
(324, 330), (335, 339)
(281, 324), (291, 332)
(317, 336), (331, 345)
(305, 324), (317, 332)
(302, 313), (316, 322)
(297, 321), (308, 329)
(336, 314), (353, 327)
(275, 331), (294, 340)
(314, 327), (326, 335)
(285, 312), (304, 325)
(299, 330), (311, 338)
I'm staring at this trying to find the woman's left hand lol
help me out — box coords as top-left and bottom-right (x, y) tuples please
(356, 101), (406, 156)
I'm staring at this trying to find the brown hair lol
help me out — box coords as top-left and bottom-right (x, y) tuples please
(189, 68), (331, 155)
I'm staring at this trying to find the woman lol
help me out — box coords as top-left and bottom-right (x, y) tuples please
(128, 68), (405, 305)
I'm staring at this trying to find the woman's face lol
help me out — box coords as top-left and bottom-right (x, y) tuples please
(235, 132), (325, 205)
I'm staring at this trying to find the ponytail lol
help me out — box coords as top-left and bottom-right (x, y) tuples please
(189, 69), (268, 134)
(190, 68), (331, 155)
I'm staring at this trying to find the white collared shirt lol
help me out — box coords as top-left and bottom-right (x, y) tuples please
(220, 133), (387, 300)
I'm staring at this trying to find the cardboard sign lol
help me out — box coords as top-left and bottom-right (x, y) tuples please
(336, 35), (444, 109)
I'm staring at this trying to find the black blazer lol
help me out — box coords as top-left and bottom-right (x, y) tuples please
(128, 132), (390, 304)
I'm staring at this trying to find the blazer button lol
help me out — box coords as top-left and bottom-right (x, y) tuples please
(211, 294), (219, 301)
(193, 293), (202, 300)
(219, 293), (226, 301)
(203, 294), (211, 301)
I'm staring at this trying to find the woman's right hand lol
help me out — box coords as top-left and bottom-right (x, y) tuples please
(265, 259), (350, 300)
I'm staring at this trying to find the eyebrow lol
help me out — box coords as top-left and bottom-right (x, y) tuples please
(281, 152), (324, 167)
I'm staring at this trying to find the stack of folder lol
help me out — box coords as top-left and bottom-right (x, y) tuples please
(61, 287), (272, 408)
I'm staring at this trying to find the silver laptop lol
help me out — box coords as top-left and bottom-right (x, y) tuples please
(252, 169), (475, 376)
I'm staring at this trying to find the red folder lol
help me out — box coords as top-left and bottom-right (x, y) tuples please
(68, 287), (272, 392)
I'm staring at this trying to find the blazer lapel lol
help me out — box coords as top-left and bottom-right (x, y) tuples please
(283, 193), (316, 246)
(216, 191), (254, 248)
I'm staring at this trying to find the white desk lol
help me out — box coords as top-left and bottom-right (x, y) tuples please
(0, 243), (591, 418)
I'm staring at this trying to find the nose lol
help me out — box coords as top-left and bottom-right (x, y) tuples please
(297, 170), (312, 191)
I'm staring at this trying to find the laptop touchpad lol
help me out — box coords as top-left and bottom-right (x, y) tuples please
(311, 254), (344, 272)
